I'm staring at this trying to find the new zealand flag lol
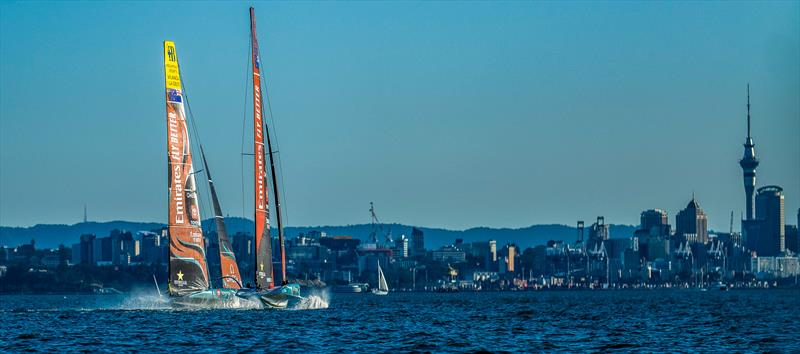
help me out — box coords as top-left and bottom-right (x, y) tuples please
(168, 89), (182, 103)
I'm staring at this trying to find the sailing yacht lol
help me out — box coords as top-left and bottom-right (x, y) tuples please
(162, 40), (242, 308)
(233, 7), (302, 309)
(372, 263), (389, 295)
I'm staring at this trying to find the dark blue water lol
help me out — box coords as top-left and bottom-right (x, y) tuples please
(1, 289), (798, 352)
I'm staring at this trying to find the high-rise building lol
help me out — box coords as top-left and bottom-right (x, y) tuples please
(675, 198), (708, 244)
(785, 225), (798, 254)
(791, 209), (800, 253)
(754, 186), (785, 256)
(138, 232), (163, 264)
(500, 243), (517, 273)
(109, 229), (134, 266)
(93, 236), (112, 265)
(739, 85), (759, 221)
(394, 234), (409, 258)
(636, 209), (671, 261)
(411, 227), (425, 257)
(489, 240), (497, 262)
(640, 209), (671, 236)
(77, 234), (95, 264)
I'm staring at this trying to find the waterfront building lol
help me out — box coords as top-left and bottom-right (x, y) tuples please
(587, 241), (609, 283)
(751, 256), (799, 279)
(92, 236), (112, 265)
(794, 208), (800, 253)
(498, 256), (508, 274)
(411, 227), (425, 257)
(319, 235), (361, 251)
(675, 198), (708, 244)
(530, 245), (547, 276)
(231, 232), (253, 271)
(467, 241), (489, 258)
(472, 271), (499, 283)
(41, 254), (61, 268)
(752, 186), (785, 256)
(621, 248), (641, 282)
(467, 240), (498, 271)
(605, 238), (638, 260)
(587, 217), (609, 251)
(636, 209), (671, 261)
(319, 235), (360, 278)
(70, 243), (81, 265)
(74, 234), (95, 264)
(287, 243), (324, 262)
(357, 252), (389, 277)
(786, 225), (798, 254)
(715, 232), (743, 247)
(503, 244), (517, 273)
(305, 230), (326, 241)
(432, 245), (466, 263)
(394, 234), (409, 258)
(138, 232), (163, 265)
(639, 235), (669, 261)
(640, 209), (670, 236)
(672, 241), (694, 278)
(109, 229), (134, 266)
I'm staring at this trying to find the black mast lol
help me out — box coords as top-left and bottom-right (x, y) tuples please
(264, 107), (286, 285)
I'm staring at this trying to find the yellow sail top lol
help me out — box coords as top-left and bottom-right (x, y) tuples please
(163, 41), (182, 90)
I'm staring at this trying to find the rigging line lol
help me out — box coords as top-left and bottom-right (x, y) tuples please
(241, 37), (252, 223)
(262, 67), (289, 226)
(179, 67), (213, 228)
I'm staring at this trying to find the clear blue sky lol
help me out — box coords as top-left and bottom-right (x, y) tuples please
(1, 1), (798, 232)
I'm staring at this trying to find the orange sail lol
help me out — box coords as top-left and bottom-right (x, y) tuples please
(251, 8), (274, 290)
(163, 40), (210, 296)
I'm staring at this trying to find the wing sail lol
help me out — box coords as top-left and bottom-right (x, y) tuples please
(164, 40), (210, 296)
(250, 8), (274, 290)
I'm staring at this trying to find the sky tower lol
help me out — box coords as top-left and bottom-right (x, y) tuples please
(739, 84), (759, 220)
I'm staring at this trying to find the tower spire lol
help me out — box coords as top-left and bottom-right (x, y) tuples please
(739, 83), (759, 221)
(747, 83), (751, 139)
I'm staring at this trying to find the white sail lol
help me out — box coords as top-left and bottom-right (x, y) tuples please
(377, 264), (389, 292)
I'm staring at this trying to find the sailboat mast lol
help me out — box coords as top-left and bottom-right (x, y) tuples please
(250, 7), (274, 290)
(265, 100), (286, 285)
(250, 7), (287, 285)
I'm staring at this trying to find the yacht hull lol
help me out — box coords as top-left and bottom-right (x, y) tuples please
(171, 288), (259, 309)
(236, 284), (303, 309)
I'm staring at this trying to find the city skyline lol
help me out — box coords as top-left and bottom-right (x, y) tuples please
(1, 2), (799, 231)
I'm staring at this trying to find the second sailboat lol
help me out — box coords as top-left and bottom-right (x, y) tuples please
(234, 7), (301, 309)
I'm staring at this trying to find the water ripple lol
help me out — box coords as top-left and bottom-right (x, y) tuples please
(1, 289), (798, 352)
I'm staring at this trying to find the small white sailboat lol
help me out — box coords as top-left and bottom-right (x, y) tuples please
(372, 263), (389, 295)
